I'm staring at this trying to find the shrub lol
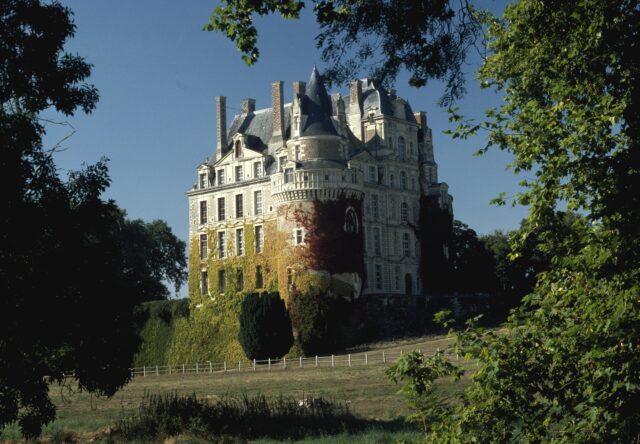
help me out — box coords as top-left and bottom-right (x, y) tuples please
(112, 392), (362, 441)
(238, 292), (293, 360)
(288, 288), (353, 356)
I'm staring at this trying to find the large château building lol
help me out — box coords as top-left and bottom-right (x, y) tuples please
(187, 67), (453, 301)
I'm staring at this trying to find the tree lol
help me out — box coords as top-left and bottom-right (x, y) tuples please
(205, 0), (480, 104)
(450, 220), (495, 293)
(121, 218), (187, 302)
(238, 292), (293, 360)
(0, 1), (183, 437)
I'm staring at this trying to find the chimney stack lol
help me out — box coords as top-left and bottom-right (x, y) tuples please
(414, 111), (427, 129)
(349, 80), (362, 112)
(241, 98), (256, 114)
(293, 81), (306, 97)
(271, 81), (285, 144)
(215, 96), (227, 160)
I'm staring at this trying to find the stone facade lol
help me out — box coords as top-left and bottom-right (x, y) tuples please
(187, 67), (453, 300)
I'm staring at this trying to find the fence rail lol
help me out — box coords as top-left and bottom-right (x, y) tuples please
(127, 347), (458, 378)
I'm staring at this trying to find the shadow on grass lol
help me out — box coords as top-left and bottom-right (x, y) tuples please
(109, 392), (417, 443)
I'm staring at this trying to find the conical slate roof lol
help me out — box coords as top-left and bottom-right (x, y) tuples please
(301, 66), (338, 137)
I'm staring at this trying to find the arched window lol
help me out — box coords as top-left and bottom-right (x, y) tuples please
(401, 202), (408, 223)
(235, 140), (242, 157)
(400, 171), (407, 190)
(398, 136), (406, 160)
(403, 233), (410, 257)
(343, 206), (359, 233)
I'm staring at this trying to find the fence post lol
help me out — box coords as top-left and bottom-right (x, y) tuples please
(143, 366), (146, 377)
(365, 353), (368, 365)
(283, 357), (286, 369)
(299, 356), (302, 368)
(400, 349), (403, 357)
(182, 363), (185, 374)
(196, 363), (199, 374)
(268, 358), (271, 370)
(418, 348), (421, 354)
(331, 354), (334, 368)
(130, 368), (134, 378)
(253, 359), (256, 371)
(224, 361), (227, 372)
(169, 365), (172, 375)
(238, 361), (241, 371)
(348, 354), (351, 367)
(156, 365), (159, 376)
(315, 355), (318, 367)
(209, 361), (212, 373)
(382, 351), (386, 363)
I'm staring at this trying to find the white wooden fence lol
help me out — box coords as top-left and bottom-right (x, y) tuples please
(128, 347), (457, 378)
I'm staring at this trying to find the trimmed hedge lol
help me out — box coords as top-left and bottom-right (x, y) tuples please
(238, 292), (293, 360)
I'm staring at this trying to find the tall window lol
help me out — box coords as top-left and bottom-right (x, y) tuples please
(236, 228), (244, 256)
(254, 161), (263, 178)
(284, 168), (293, 183)
(217, 169), (225, 185)
(279, 156), (287, 170)
(255, 266), (263, 288)
(199, 201), (207, 224)
(394, 231), (399, 255)
(255, 225), (263, 253)
(394, 266), (400, 290)
(235, 165), (243, 182)
(199, 234), (207, 259)
(390, 174), (395, 187)
(295, 228), (303, 245)
(400, 171), (407, 190)
(254, 190), (262, 215)
(398, 136), (406, 160)
(217, 197), (225, 221)
(199, 173), (206, 189)
(368, 165), (376, 183)
(218, 231), (226, 258)
(201, 270), (208, 295)
(218, 269), (225, 293)
(294, 145), (300, 161)
(375, 264), (382, 289)
(401, 202), (408, 223)
(235, 140), (242, 157)
(373, 227), (381, 256)
(372, 194), (379, 220)
(235, 194), (243, 218)
(237, 269), (244, 291)
(403, 233), (410, 257)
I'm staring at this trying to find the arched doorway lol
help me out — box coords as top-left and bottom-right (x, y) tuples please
(405, 273), (413, 295)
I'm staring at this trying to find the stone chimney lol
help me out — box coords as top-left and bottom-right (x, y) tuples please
(241, 98), (256, 114)
(414, 111), (427, 129)
(271, 81), (285, 145)
(293, 81), (306, 97)
(215, 96), (227, 161)
(349, 80), (362, 112)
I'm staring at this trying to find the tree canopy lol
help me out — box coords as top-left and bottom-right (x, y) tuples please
(0, 1), (186, 437)
(205, 0), (481, 104)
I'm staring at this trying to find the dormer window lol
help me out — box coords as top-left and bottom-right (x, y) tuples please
(235, 140), (242, 158)
(199, 173), (207, 189)
(217, 169), (225, 186)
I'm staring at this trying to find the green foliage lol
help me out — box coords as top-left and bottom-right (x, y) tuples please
(134, 299), (189, 367)
(238, 292), (294, 360)
(386, 351), (463, 433)
(288, 287), (353, 356)
(450, 220), (496, 293)
(112, 392), (362, 441)
(205, 0), (480, 104)
(121, 219), (187, 301)
(425, 0), (640, 442)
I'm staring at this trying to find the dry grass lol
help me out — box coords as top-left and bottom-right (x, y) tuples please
(1, 333), (477, 442)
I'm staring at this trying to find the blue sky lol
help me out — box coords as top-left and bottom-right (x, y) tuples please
(44, 1), (527, 295)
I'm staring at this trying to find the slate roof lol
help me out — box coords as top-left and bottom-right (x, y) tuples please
(226, 104), (292, 152)
(299, 67), (339, 137)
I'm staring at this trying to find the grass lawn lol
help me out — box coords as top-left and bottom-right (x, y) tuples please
(0, 334), (476, 443)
